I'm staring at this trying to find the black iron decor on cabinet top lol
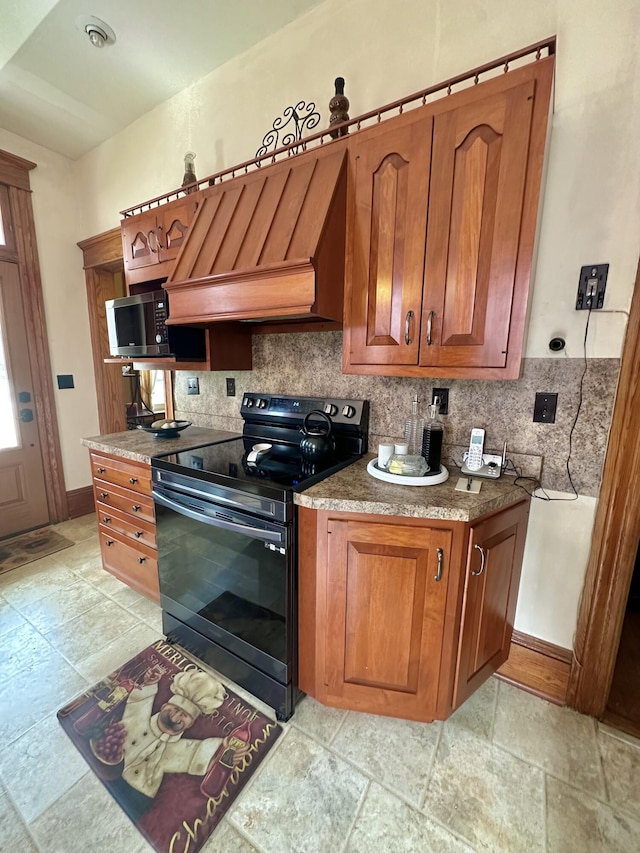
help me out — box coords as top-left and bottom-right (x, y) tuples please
(255, 101), (321, 159)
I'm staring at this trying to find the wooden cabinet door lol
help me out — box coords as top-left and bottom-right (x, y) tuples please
(454, 500), (530, 707)
(121, 209), (159, 274)
(420, 77), (535, 370)
(324, 518), (452, 721)
(345, 112), (432, 366)
(157, 197), (198, 264)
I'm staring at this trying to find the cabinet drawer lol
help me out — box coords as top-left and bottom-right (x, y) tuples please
(99, 527), (159, 602)
(90, 452), (151, 496)
(96, 501), (157, 551)
(93, 478), (155, 523)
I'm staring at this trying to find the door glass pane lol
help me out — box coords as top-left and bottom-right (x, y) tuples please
(0, 320), (18, 448)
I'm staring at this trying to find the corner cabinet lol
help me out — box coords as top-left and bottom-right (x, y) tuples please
(298, 499), (530, 722)
(90, 451), (159, 602)
(343, 56), (554, 380)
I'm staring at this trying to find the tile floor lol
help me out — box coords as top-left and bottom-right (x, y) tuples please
(1, 515), (640, 852)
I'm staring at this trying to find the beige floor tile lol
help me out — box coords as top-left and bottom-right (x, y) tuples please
(74, 622), (162, 683)
(424, 725), (545, 852)
(0, 557), (80, 609)
(346, 780), (473, 852)
(43, 597), (141, 666)
(16, 579), (107, 632)
(0, 597), (27, 637)
(0, 712), (89, 823)
(445, 676), (497, 740)
(493, 681), (605, 796)
(201, 819), (259, 852)
(110, 586), (163, 631)
(229, 726), (368, 853)
(51, 514), (98, 543)
(0, 621), (53, 681)
(546, 775), (640, 853)
(72, 555), (130, 596)
(291, 694), (348, 745)
(0, 791), (38, 852)
(598, 727), (640, 821)
(331, 709), (441, 807)
(29, 773), (151, 852)
(50, 535), (101, 571)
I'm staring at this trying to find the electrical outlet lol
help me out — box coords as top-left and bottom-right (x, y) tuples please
(533, 392), (558, 423)
(432, 387), (449, 415)
(226, 378), (236, 397)
(576, 264), (608, 310)
(187, 377), (199, 395)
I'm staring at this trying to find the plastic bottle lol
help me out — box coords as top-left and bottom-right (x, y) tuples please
(422, 397), (444, 473)
(404, 394), (425, 456)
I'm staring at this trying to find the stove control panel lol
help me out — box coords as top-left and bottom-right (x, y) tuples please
(241, 393), (369, 429)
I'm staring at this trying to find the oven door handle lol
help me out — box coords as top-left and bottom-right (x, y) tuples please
(153, 488), (285, 545)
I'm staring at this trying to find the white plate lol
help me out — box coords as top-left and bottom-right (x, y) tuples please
(367, 458), (449, 486)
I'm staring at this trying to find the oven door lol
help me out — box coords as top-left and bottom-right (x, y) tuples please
(153, 483), (293, 684)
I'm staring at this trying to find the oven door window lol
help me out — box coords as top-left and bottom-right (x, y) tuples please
(154, 487), (290, 667)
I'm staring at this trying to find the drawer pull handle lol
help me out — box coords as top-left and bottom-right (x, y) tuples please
(97, 467), (105, 474)
(129, 477), (138, 484)
(103, 517), (111, 524)
(132, 505), (141, 512)
(106, 539), (114, 547)
(135, 531), (143, 538)
(100, 492), (109, 500)
(426, 310), (435, 346)
(434, 547), (444, 582)
(472, 544), (486, 576)
(404, 310), (414, 345)
(137, 557), (146, 564)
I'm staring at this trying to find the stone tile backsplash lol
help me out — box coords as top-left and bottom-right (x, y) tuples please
(174, 331), (619, 497)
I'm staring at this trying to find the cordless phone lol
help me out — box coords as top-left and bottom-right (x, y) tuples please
(460, 429), (503, 479)
(465, 428), (485, 471)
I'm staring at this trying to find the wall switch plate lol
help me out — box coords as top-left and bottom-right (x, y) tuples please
(57, 374), (74, 389)
(533, 392), (558, 423)
(187, 377), (200, 395)
(226, 378), (236, 397)
(432, 387), (449, 415)
(576, 263), (608, 310)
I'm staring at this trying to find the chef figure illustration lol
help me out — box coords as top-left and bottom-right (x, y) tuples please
(110, 664), (243, 817)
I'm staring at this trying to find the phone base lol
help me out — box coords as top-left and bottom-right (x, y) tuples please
(461, 453), (502, 479)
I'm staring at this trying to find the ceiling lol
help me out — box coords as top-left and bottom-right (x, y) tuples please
(0, 0), (326, 160)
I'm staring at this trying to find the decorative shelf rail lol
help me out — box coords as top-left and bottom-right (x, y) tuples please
(121, 37), (555, 218)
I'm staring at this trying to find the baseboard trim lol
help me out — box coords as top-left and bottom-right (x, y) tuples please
(495, 630), (571, 706)
(66, 486), (94, 519)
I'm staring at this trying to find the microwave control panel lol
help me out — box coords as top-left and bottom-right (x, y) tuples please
(154, 299), (169, 345)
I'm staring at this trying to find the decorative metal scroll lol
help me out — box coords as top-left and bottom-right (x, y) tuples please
(255, 101), (321, 160)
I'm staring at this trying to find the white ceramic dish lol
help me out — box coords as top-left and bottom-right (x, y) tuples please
(367, 458), (449, 486)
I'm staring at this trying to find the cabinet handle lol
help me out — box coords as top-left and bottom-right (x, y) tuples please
(155, 225), (165, 250)
(434, 547), (444, 582)
(103, 516), (111, 524)
(97, 467), (105, 474)
(105, 539), (114, 547)
(148, 230), (158, 253)
(135, 531), (143, 538)
(132, 504), (141, 512)
(472, 544), (486, 576)
(129, 477), (138, 484)
(100, 492), (109, 500)
(404, 310), (414, 345)
(137, 557), (146, 564)
(426, 310), (435, 346)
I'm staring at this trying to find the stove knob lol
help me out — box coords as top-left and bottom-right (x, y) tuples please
(324, 403), (338, 416)
(244, 396), (254, 408)
(341, 405), (356, 418)
(256, 398), (267, 409)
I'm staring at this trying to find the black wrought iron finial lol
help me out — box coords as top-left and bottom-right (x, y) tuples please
(255, 101), (321, 160)
(329, 77), (349, 138)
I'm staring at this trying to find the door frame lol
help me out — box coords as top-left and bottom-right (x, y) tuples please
(568, 253), (640, 716)
(0, 149), (67, 523)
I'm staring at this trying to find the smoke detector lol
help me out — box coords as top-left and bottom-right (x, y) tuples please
(75, 15), (116, 49)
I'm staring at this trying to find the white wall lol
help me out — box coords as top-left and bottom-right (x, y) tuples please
(0, 128), (99, 491)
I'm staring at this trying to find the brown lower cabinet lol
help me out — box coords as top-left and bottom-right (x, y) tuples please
(90, 451), (159, 602)
(298, 498), (530, 722)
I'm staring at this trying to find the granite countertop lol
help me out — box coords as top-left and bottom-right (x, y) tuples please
(294, 454), (529, 522)
(82, 427), (240, 464)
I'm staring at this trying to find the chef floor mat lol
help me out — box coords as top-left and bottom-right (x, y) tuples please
(57, 640), (282, 853)
(0, 527), (74, 575)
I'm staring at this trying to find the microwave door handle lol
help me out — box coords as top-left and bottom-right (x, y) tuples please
(153, 489), (283, 545)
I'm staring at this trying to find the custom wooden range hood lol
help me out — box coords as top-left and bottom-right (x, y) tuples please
(164, 143), (347, 326)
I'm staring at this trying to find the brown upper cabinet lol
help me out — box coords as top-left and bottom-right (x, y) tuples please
(121, 196), (199, 287)
(343, 57), (554, 379)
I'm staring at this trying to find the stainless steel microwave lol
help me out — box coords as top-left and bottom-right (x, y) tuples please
(105, 290), (205, 359)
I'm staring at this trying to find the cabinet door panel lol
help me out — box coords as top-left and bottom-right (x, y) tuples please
(325, 519), (451, 720)
(421, 79), (535, 369)
(346, 113), (432, 365)
(158, 198), (198, 263)
(454, 501), (530, 706)
(121, 211), (159, 273)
